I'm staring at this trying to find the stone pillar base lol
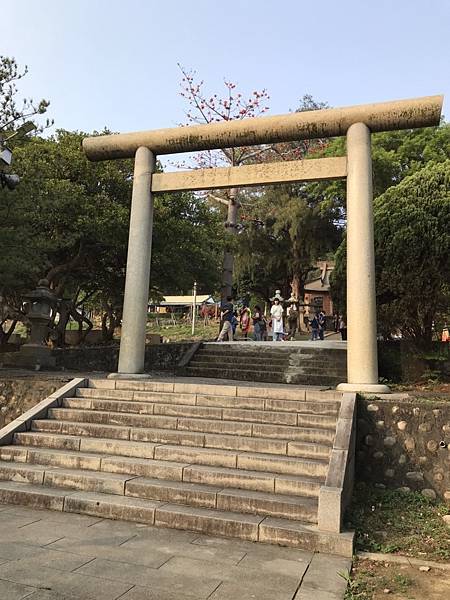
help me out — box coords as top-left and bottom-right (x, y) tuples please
(337, 382), (390, 394)
(107, 372), (152, 380)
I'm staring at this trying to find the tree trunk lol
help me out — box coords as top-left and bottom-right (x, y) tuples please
(0, 319), (17, 345)
(221, 188), (239, 303)
(55, 302), (70, 347)
(102, 308), (118, 342)
(290, 270), (312, 332)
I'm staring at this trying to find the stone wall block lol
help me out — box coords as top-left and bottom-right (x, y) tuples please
(418, 423), (432, 433)
(427, 440), (439, 453)
(357, 397), (450, 500)
(383, 436), (396, 448)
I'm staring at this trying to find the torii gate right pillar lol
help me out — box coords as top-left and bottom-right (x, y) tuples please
(337, 123), (389, 393)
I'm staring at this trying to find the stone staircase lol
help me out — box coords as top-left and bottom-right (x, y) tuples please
(0, 378), (354, 556)
(184, 342), (347, 387)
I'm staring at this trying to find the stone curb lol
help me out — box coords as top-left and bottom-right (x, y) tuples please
(318, 392), (356, 534)
(177, 341), (203, 369)
(357, 551), (450, 571)
(0, 377), (87, 445)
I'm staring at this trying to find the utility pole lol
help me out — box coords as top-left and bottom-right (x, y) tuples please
(191, 281), (197, 336)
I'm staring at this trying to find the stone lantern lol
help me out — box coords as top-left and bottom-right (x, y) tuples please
(18, 279), (58, 368)
(23, 279), (57, 346)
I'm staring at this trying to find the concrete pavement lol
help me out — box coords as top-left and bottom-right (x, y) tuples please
(0, 502), (350, 599)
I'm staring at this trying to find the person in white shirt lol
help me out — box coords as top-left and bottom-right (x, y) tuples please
(270, 298), (284, 341)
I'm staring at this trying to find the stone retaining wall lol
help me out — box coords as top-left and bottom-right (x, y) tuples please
(356, 396), (450, 502)
(0, 376), (71, 428)
(51, 342), (193, 373)
(378, 341), (450, 383)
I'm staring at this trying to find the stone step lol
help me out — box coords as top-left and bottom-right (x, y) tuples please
(287, 367), (346, 376)
(185, 367), (344, 385)
(152, 504), (351, 552)
(0, 452), (323, 498)
(196, 349), (294, 358)
(85, 382), (343, 403)
(183, 371), (344, 388)
(286, 376), (342, 387)
(264, 398), (339, 415)
(0, 447), (188, 482)
(62, 397), (337, 428)
(182, 464), (322, 497)
(185, 367), (285, 383)
(125, 478), (318, 522)
(0, 461), (135, 494)
(3, 441), (328, 478)
(0, 481), (353, 555)
(17, 430), (332, 461)
(46, 408), (336, 437)
(77, 387), (341, 413)
(189, 358), (289, 368)
(0, 480), (163, 519)
(78, 388), (197, 404)
(33, 415), (334, 446)
(196, 348), (345, 361)
(189, 362), (346, 376)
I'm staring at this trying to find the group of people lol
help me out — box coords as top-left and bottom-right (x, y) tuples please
(216, 296), (264, 342)
(216, 294), (335, 342)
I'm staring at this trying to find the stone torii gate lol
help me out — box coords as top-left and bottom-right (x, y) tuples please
(83, 95), (443, 393)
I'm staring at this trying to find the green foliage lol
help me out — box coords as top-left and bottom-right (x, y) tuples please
(235, 183), (341, 300)
(344, 560), (413, 600)
(331, 125), (450, 343)
(347, 484), (450, 562)
(317, 124), (450, 213)
(0, 55), (52, 131)
(374, 160), (450, 342)
(0, 131), (133, 307)
(0, 130), (225, 339)
(152, 193), (224, 295)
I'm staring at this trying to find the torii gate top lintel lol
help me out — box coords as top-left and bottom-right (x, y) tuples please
(83, 94), (443, 161)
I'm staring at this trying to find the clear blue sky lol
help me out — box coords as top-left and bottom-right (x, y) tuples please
(3, 0), (449, 147)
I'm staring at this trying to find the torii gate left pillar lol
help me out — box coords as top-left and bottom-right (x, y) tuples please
(109, 146), (155, 379)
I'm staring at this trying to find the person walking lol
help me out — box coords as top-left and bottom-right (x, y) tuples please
(318, 310), (326, 340)
(270, 298), (284, 342)
(252, 305), (265, 341)
(217, 296), (234, 341)
(240, 306), (251, 340)
(339, 315), (347, 340)
(231, 311), (239, 338)
(310, 313), (320, 341)
(287, 303), (299, 340)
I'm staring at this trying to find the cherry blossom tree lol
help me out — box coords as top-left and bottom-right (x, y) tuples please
(177, 65), (331, 304)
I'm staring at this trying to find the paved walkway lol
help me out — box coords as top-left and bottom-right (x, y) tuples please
(0, 503), (350, 600)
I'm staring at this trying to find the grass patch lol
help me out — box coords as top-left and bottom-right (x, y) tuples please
(344, 559), (413, 599)
(346, 484), (450, 562)
(146, 321), (219, 343)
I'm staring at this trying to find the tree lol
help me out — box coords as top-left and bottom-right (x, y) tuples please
(0, 56), (54, 343)
(332, 159), (450, 344)
(0, 55), (53, 132)
(312, 123), (450, 222)
(178, 66), (335, 304)
(0, 130), (225, 344)
(178, 65), (272, 301)
(235, 183), (341, 305)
